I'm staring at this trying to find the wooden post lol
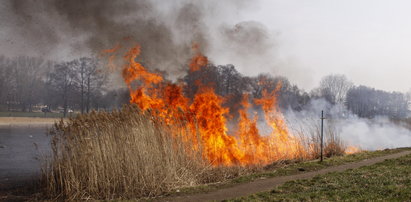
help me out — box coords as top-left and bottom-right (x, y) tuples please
(320, 110), (324, 162)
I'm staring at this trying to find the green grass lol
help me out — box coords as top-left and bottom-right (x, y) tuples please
(231, 153), (411, 201)
(165, 148), (410, 197)
(0, 111), (76, 118)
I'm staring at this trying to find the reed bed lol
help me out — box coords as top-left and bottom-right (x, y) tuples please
(42, 105), (347, 200)
(42, 105), (218, 200)
(290, 117), (347, 159)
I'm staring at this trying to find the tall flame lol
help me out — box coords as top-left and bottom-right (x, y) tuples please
(105, 44), (311, 166)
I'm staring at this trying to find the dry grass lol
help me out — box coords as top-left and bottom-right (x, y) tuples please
(41, 105), (347, 200)
(43, 105), (199, 199)
(291, 118), (347, 159)
(42, 105), (251, 200)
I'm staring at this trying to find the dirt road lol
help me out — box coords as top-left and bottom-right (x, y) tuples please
(165, 150), (411, 202)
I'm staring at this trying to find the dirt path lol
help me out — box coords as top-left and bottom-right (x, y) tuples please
(164, 150), (411, 202)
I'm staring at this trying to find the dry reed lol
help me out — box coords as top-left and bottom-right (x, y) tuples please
(42, 105), (214, 200)
(289, 117), (347, 159)
(42, 105), (347, 200)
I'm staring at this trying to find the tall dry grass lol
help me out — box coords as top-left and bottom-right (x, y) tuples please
(42, 105), (218, 200)
(42, 105), (347, 200)
(289, 117), (347, 159)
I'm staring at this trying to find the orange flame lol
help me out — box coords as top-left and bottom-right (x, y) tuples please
(345, 146), (361, 154)
(105, 44), (309, 166)
(189, 44), (208, 72)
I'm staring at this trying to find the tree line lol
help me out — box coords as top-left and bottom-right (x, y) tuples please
(0, 55), (125, 116)
(0, 55), (409, 118)
(182, 63), (410, 119)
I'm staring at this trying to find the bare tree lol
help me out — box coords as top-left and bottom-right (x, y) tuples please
(17, 56), (45, 112)
(0, 56), (8, 109)
(1, 56), (46, 112)
(319, 74), (353, 104)
(73, 57), (108, 113)
(407, 89), (411, 111)
(346, 86), (409, 118)
(49, 60), (78, 117)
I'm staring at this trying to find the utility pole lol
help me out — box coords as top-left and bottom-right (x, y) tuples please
(320, 110), (325, 162)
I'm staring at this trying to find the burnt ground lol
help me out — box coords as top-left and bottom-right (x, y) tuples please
(0, 125), (51, 201)
(163, 150), (411, 202)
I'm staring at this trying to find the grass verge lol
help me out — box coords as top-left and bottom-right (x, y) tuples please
(162, 147), (410, 197)
(230, 152), (411, 201)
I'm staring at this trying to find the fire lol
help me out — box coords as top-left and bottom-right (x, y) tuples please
(345, 146), (361, 154)
(104, 44), (308, 166)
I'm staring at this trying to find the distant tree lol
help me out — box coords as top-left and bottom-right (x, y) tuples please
(183, 63), (249, 115)
(0, 56), (20, 111)
(99, 88), (130, 110)
(215, 64), (247, 113)
(407, 89), (411, 111)
(249, 74), (309, 111)
(49, 60), (78, 117)
(280, 83), (310, 111)
(216, 64), (245, 96)
(0, 56), (9, 109)
(3, 56), (46, 112)
(319, 74), (353, 104)
(183, 64), (220, 99)
(346, 86), (409, 118)
(75, 57), (107, 113)
(248, 74), (281, 103)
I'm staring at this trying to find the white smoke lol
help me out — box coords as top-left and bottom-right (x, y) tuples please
(284, 99), (411, 150)
(338, 117), (411, 150)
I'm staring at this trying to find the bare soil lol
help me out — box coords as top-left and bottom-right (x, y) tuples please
(163, 150), (411, 202)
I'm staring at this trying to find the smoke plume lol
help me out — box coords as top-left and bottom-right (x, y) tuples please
(1, 0), (262, 79)
(285, 99), (411, 150)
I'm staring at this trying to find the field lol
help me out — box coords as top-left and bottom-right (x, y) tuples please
(232, 153), (411, 201)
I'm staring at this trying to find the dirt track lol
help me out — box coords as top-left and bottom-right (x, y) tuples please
(165, 150), (411, 202)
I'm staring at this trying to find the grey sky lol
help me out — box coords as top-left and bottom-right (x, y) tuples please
(225, 0), (411, 92)
(1, 0), (410, 93)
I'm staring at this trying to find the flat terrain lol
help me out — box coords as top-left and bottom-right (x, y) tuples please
(166, 150), (411, 202)
(233, 152), (411, 201)
(0, 117), (60, 126)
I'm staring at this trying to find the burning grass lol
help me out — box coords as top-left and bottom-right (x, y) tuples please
(41, 105), (349, 200)
(42, 105), (254, 200)
(40, 43), (351, 200)
(105, 44), (316, 166)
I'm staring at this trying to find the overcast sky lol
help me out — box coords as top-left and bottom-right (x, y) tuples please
(229, 0), (411, 92)
(1, 0), (410, 93)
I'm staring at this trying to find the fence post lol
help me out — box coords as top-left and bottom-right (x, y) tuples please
(320, 110), (324, 162)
